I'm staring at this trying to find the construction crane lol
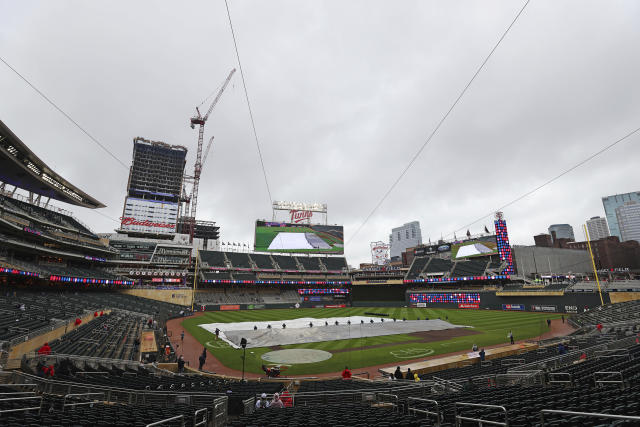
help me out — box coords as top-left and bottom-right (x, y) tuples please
(184, 68), (236, 240)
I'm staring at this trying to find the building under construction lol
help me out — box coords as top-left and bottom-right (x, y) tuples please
(118, 137), (187, 238)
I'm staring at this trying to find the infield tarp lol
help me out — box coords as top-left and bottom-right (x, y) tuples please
(199, 317), (468, 349)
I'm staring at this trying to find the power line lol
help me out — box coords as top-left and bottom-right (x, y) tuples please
(347, 0), (530, 246)
(223, 0), (274, 206)
(0, 55), (129, 170)
(449, 125), (640, 238)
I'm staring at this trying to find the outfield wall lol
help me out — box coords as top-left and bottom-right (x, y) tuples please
(408, 291), (609, 313)
(120, 288), (193, 306)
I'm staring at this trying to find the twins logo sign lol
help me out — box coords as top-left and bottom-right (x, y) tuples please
(289, 210), (313, 223)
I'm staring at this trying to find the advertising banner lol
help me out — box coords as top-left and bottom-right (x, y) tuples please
(120, 197), (178, 234)
(458, 303), (480, 309)
(531, 304), (557, 312)
(564, 305), (578, 313)
(220, 305), (240, 311)
(416, 302), (427, 308)
(324, 304), (346, 308)
(247, 304), (266, 310)
(254, 220), (344, 254)
(502, 304), (525, 311)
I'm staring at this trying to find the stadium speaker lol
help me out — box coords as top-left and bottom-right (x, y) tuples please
(240, 338), (247, 349)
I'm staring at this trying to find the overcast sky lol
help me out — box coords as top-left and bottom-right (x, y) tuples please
(1, 0), (639, 265)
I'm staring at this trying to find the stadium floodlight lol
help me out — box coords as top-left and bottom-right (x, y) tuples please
(272, 201), (327, 213)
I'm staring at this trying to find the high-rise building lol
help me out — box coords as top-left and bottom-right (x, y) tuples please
(548, 224), (575, 241)
(586, 216), (610, 241)
(602, 191), (640, 239)
(119, 137), (187, 236)
(616, 201), (640, 243)
(389, 221), (422, 260)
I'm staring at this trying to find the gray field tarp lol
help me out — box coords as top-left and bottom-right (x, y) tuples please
(223, 319), (467, 348)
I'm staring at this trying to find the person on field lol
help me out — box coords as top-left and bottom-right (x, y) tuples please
(479, 348), (486, 362)
(508, 330), (514, 345)
(199, 350), (207, 370)
(394, 366), (403, 380)
(342, 366), (352, 379)
(180, 331), (185, 342)
(472, 343), (478, 352)
(547, 319), (551, 328)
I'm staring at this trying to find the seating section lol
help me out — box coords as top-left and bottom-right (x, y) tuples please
(202, 271), (233, 280)
(406, 256), (429, 279)
(1, 258), (123, 280)
(196, 288), (300, 305)
(451, 259), (488, 277)
(573, 300), (640, 327)
(271, 255), (299, 270)
(250, 253), (275, 269)
(225, 252), (252, 269)
(424, 257), (453, 273)
(199, 250), (228, 268)
(297, 257), (322, 271)
(231, 403), (423, 427)
(0, 289), (185, 343)
(232, 272), (256, 281)
(48, 313), (144, 361)
(1, 394), (212, 427)
(323, 257), (347, 271)
(0, 291), (88, 341)
(0, 194), (95, 236)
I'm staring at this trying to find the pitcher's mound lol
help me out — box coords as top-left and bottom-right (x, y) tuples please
(261, 349), (333, 364)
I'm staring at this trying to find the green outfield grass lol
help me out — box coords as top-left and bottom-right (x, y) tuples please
(181, 307), (562, 375)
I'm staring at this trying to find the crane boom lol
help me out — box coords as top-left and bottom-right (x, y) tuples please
(185, 68), (235, 241)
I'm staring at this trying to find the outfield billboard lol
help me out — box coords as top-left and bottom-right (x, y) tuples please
(254, 220), (344, 254)
(451, 238), (498, 259)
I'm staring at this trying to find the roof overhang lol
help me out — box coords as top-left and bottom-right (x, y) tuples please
(0, 120), (105, 208)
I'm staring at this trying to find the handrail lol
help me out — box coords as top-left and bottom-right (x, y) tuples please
(407, 397), (440, 427)
(455, 402), (508, 426)
(146, 414), (185, 426)
(540, 409), (640, 426)
(0, 395), (43, 415)
(352, 371), (370, 379)
(194, 408), (208, 427)
(548, 372), (572, 385)
(63, 392), (105, 410)
(594, 371), (624, 387)
(0, 383), (38, 391)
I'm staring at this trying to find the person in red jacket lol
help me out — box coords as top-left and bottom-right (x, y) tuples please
(596, 323), (603, 333)
(341, 366), (352, 379)
(37, 342), (51, 355)
(75, 318), (82, 326)
(280, 390), (293, 407)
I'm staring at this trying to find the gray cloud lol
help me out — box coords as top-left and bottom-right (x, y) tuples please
(1, 0), (639, 265)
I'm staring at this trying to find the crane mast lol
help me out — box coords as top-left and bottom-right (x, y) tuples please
(184, 68), (236, 241)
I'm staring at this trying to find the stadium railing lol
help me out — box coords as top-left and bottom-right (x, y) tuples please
(455, 402), (509, 427)
(539, 409), (640, 426)
(6, 370), (228, 412)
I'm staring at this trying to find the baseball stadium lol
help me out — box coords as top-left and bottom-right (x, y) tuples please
(1, 117), (640, 427)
